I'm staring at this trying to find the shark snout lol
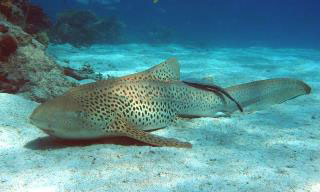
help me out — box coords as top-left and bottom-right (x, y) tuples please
(29, 96), (88, 138)
(30, 103), (60, 136)
(29, 103), (55, 131)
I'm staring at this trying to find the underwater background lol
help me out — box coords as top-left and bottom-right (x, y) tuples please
(0, 0), (319, 192)
(30, 0), (320, 48)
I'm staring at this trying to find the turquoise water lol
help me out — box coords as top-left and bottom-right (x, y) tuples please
(0, 1), (319, 191)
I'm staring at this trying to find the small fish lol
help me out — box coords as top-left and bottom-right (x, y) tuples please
(29, 58), (311, 148)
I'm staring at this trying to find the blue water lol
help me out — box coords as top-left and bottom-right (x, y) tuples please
(1, 1), (320, 191)
(31, 0), (320, 48)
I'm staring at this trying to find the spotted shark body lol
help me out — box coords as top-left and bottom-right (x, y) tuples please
(30, 58), (311, 148)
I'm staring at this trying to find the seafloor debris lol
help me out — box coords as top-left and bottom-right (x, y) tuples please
(50, 10), (124, 47)
(63, 63), (104, 81)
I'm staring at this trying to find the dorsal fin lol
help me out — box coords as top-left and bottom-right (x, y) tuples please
(183, 81), (244, 112)
(66, 58), (180, 95)
(118, 58), (180, 81)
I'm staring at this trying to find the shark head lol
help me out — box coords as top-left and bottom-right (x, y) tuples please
(29, 95), (90, 139)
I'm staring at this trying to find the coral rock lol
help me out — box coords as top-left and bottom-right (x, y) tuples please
(33, 31), (50, 47)
(0, 0), (26, 26)
(0, 0), (51, 36)
(24, 4), (51, 35)
(0, 18), (78, 102)
(0, 34), (18, 61)
(0, 23), (8, 33)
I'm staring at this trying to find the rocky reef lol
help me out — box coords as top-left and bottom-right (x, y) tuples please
(0, 0), (51, 45)
(50, 10), (124, 47)
(0, 0), (78, 102)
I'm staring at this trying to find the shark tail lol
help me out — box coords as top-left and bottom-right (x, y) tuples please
(224, 78), (311, 113)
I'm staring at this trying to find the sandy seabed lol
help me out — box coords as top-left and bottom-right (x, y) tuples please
(0, 44), (319, 192)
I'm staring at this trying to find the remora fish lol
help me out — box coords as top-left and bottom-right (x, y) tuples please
(29, 58), (311, 148)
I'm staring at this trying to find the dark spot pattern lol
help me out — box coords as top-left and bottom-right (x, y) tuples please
(63, 56), (229, 147)
(68, 79), (227, 135)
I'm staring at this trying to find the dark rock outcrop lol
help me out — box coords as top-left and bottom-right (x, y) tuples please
(50, 10), (124, 47)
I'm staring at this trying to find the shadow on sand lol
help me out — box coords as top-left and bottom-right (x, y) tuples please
(24, 136), (151, 150)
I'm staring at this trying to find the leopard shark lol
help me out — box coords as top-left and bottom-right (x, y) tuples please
(29, 58), (311, 148)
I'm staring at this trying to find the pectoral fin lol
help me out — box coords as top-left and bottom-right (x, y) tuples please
(109, 118), (192, 148)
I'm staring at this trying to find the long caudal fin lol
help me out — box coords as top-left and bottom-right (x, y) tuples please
(224, 78), (311, 113)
